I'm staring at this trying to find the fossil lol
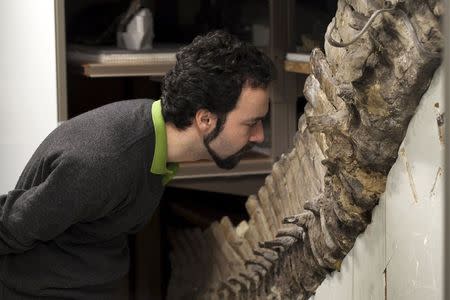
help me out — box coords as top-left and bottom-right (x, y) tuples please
(167, 0), (443, 299)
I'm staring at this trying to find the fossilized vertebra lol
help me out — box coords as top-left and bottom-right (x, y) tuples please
(167, 0), (443, 299)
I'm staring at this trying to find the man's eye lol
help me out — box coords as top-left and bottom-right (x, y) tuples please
(247, 122), (257, 127)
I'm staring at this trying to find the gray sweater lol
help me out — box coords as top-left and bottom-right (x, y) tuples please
(0, 99), (164, 299)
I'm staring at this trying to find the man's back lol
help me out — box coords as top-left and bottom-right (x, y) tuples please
(0, 99), (164, 299)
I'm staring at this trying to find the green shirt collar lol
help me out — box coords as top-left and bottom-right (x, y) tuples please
(151, 100), (179, 185)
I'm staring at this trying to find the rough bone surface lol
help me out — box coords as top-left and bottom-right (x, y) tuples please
(167, 0), (443, 298)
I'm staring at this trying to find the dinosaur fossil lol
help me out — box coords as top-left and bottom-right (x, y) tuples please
(167, 0), (443, 299)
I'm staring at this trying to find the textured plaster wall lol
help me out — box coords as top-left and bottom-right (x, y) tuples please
(310, 66), (445, 300)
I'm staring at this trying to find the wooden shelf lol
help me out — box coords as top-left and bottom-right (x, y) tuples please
(168, 175), (267, 196)
(71, 48), (267, 78)
(284, 60), (311, 74)
(173, 152), (273, 180)
(284, 52), (311, 75)
(72, 62), (174, 78)
(169, 152), (272, 195)
(67, 44), (178, 78)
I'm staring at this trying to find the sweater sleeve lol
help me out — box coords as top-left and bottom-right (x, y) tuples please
(0, 155), (123, 255)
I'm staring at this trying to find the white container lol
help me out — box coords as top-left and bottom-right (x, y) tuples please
(117, 8), (154, 51)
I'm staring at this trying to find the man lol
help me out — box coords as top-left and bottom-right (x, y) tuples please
(0, 30), (275, 299)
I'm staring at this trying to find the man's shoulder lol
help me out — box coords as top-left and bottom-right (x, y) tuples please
(44, 99), (156, 158)
(83, 98), (155, 119)
(63, 98), (154, 131)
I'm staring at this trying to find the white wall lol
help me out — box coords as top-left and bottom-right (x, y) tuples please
(0, 1), (58, 192)
(311, 66), (445, 300)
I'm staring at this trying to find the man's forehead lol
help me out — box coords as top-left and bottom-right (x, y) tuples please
(235, 87), (269, 107)
(235, 102), (269, 122)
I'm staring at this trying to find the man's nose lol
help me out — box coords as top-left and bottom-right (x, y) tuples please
(249, 121), (264, 143)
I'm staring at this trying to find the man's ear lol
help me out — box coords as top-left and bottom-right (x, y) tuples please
(195, 109), (217, 133)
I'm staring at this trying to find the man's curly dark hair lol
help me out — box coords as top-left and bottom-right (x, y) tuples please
(161, 30), (276, 130)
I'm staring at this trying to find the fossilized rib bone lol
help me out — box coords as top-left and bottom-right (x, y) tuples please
(167, 0), (443, 299)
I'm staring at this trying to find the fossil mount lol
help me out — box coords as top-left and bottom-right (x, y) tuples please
(167, 0), (443, 299)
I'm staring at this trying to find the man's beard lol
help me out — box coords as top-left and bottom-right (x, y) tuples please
(204, 139), (255, 170)
(203, 116), (255, 170)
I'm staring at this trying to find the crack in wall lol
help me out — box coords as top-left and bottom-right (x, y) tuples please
(430, 167), (443, 198)
(399, 147), (419, 203)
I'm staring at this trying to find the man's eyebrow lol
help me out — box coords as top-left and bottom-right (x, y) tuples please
(248, 116), (266, 122)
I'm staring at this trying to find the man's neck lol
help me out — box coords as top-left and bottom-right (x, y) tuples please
(165, 122), (207, 163)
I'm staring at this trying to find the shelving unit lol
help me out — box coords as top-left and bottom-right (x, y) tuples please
(61, 0), (298, 191)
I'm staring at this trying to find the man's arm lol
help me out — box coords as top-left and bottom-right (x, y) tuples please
(0, 155), (121, 255)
